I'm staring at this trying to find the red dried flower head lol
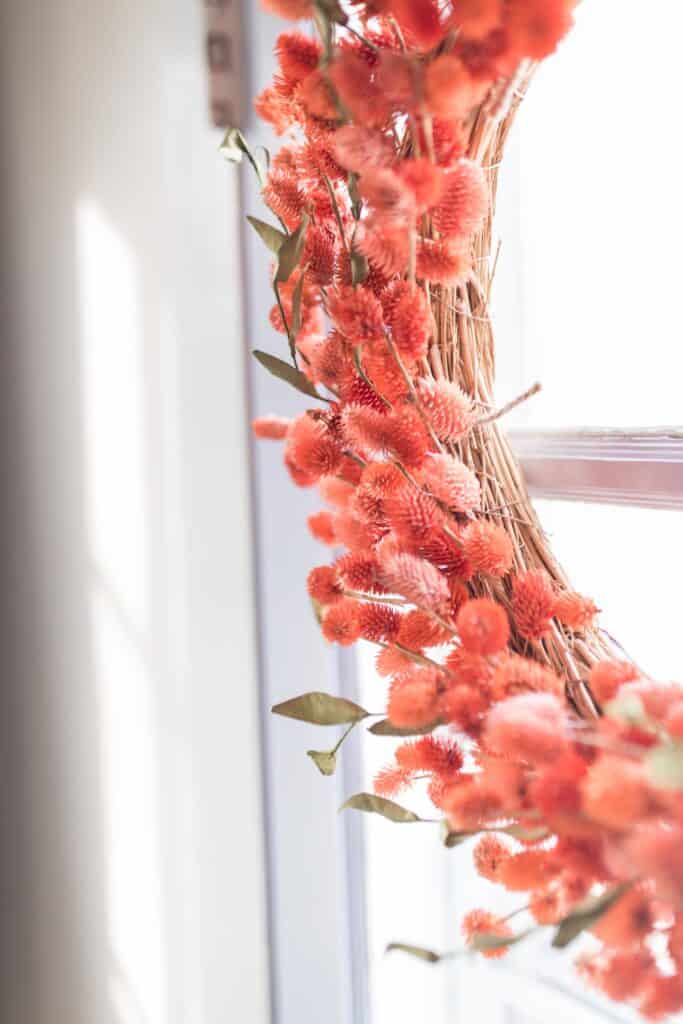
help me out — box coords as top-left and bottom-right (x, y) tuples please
(309, 330), (353, 391)
(528, 745), (589, 815)
(286, 414), (343, 480)
(589, 659), (639, 705)
(384, 483), (446, 546)
(498, 849), (559, 892)
(424, 54), (489, 119)
(665, 701), (683, 741)
(327, 285), (385, 345)
(263, 170), (306, 230)
(416, 237), (470, 284)
(432, 160), (488, 240)
(484, 693), (568, 764)
(504, 0), (575, 61)
(254, 84), (293, 135)
(303, 224), (336, 286)
(554, 591), (599, 632)
(397, 609), (450, 650)
(334, 552), (383, 593)
(360, 168), (416, 229)
(252, 415), (290, 440)
(321, 598), (362, 646)
(297, 67), (338, 120)
(462, 909), (512, 959)
(582, 755), (651, 831)
(375, 644), (415, 678)
(511, 569), (557, 639)
(307, 565), (343, 605)
(331, 125), (394, 174)
(430, 118), (467, 165)
(530, 888), (562, 925)
(416, 378), (475, 443)
(627, 825), (683, 907)
(387, 666), (440, 727)
(390, 0), (444, 50)
(640, 974), (683, 1022)
(419, 454), (480, 513)
(358, 602), (401, 642)
(373, 764), (413, 797)
(308, 509), (337, 545)
(389, 285), (433, 361)
(275, 31), (321, 83)
(444, 778), (502, 830)
(457, 598), (510, 656)
(396, 735), (463, 776)
(473, 834), (511, 882)
(318, 476), (354, 511)
(379, 549), (450, 614)
(357, 222), (410, 278)
(462, 519), (514, 577)
(446, 646), (494, 688)
(439, 682), (490, 733)
(383, 406), (433, 467)
(332, 510), (378, 552)
(328, 50), (384, 127)
(261, 0), (312, 20)
(492, 654), (562, 699)
(397, 158), (445, 212)
(592, 883), (655, 950)
(451, 0), (502, 39)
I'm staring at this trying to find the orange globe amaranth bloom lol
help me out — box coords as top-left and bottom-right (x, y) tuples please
(398, 158), (445, 212)
(473, 834), (511, 882)
(627, 826), (683, 906)
(331, 124), (394, 174)
(261, 0), (313, 20)
(375, 644), (415, 678)
(419, 454), (481, 513)
(397, 609), (450, 650)
(252, 415), (290, 440)
(390, 0), (444, 50)
(318, 475), (355, 510)
(450, 0), (503, 39)
(334, 551), (384, 593)
(388, 285), (433, 362)
(384, 483), (446, 546)
(358, 602), (401, 642)
(592, 884), (655, 950)
(307, 509), (337, 545)
(439, 682), (490, 733)
(275, 31), (321, 83)
(415, 379), (474, 443)
(321, 598), (362, 645)
(581, 756), (652, 831)
(484, 693), (568, 764)
(511, 569), (557, 639)
(589, 659), (640, 705)
(461, 519), (514, 577)
(416, 237), (471, 284)
(457, 598), (510, 656)
(286, 414), (343, 481)
(639, 974), (683, 1022)
(307, 565), (343, 605)
(462, 909), (512, 959)
(530, 887), (562, 925)
(373, 764), (413, 797)
(446, 646), (495, 688)
(396, 734), (464, 776)
(444, 778), (502, 831)
(432, 160), (488, 240)
(387, 666), (440, 727)
(492, 653), (562, 699)
(498, 849), (559, 892)
(529, 750), (586, 818)
(379, 549), (451, 614)
(554, 591), (599, 632)
(327, 285), (386, 346)
(263, 170), (306, 230)
(359, 168), (416, 229)
(504, 0), (575, 61)
(303, 224), (337, 287)
(424, 54), (489, 118)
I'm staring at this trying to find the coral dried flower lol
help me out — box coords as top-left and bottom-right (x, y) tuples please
(307, 565), (343, 605)
(511, 569), (557, 640)
(321, 598), (362, 646)
(252, 414), (290, 440)
(473, 834), (511, 882)
(419, 454), (481, 513)
(462, 909), (512, 958)
(462, 519), (514, 577)
(387, 666), (441, 728)
(415, 378), (475, 443)
(554, 591), (599, 632)
(456, 598), (510, 656)
(432, 160), (488, 240)
(484, 693), (568, 764)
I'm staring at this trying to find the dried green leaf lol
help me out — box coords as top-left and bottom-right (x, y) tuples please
(272, 692), (369, 726)
(220, 127), (264, 183)
(307, 749), (337, 776)
(274, 213), (309, 284)
(552, 882), (632, 949)
(471, 929), (534, 953)
(386, 943), (442, 963)
(252, 351), (327, 403)
(310, 597), (324, 625)
(368, 718), (440, 737)
(347, 173), (362, 220)
(340, 793), (422, 823)
(503, 824), (551, 843)
(441, 825), (473, 849)
(646, 741), (683, 791)
(247, 216), (286, 255)
(316, 0), (348, 25)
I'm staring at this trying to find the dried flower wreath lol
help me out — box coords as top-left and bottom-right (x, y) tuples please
(226, 1), (683, 1018)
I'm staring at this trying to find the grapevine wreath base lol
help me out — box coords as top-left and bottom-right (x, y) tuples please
(228, 0), (683, 1018)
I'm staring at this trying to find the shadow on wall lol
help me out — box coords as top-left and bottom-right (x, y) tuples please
(0, 2), (267, 1023)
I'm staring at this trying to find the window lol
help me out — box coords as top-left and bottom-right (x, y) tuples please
(243, 4), (683, 1024)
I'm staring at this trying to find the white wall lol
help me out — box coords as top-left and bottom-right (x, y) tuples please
(0, 2), (270, 1023)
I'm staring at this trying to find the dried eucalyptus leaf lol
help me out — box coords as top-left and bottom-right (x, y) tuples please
(350, 244), (369, 286)
(272, 692), (369, 726)
(247, 216), (286, 255)
(368, 718), (440, 737)
(290, 271), (305, 342)
(316, 0), (348, 25)
(386, 943), (442, 963)
(552, 882), (631, 950)
(340, 793), (421, 823)
(310, 597), (324, 625)
(503, 823), (551, 843)
(252, 351), (326, 402)
(441, 825), (473, 849)
(646, 741), (683, 791)
(347, 173), (362, 219)
(220, 127), (264, 183)
(274, 214), (309, 284)
(472, 929), (533, 953)
(307, 749), (337, 776)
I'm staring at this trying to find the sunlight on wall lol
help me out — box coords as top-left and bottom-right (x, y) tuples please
(77, 198), (166, 1024)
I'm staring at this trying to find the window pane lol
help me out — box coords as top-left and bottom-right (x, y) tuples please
(533, 501), (683, 679)
(493, 2), (683, 430)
